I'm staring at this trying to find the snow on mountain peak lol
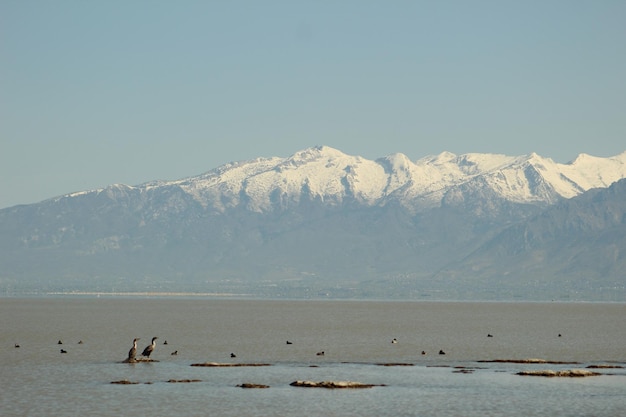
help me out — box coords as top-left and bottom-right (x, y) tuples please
(293, 145), (346, 160)
(101, 147), (626, 214)
(570, 152), (597, 165)
(379, 153), (413, 171)
(420, 151), (457, 165)
(552, 151), (626, 195)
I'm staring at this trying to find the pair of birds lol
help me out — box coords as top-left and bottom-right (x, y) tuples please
(128, 337), (158, 361)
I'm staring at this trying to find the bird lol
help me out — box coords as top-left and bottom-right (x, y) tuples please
(286, 341), (293, 345)
(58, 340), (63, 345)
(14, 343), (20, 348)
(391, 338), (398, 344)
(170, 350), (178, 356)
(60, 349), (67, 354)
(439, 350), (446, 355)
(78, 340), (84, 344)
(487, 334), (493, 338)
(128, 338), (140, 361)
(141, 337), (158, 359)
(163, 340), (168, 345)
(230, 353), (237, 358)
(316, 351), (325, 356)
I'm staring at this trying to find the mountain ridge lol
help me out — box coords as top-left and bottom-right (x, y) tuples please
(50, 146), (626, 214)
(1, 146), (625, 300)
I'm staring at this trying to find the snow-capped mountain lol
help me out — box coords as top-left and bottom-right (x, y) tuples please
(61, 145), (626, 214)
(1, 146), (625, 300)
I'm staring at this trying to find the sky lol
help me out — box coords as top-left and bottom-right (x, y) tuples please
(1, 0), (625, 209)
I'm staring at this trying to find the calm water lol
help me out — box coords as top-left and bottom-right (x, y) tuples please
(1, 297), (625, 416)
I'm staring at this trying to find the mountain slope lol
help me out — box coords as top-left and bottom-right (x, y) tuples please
(0, 146), (625, 299)
(436, 178), (626, 299)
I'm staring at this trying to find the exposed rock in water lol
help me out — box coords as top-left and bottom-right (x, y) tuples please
(237, 383), (270, 389)
(517, 369), (602, 377)
(122, 358), (159, 364)
(190, 362), (272, 367)
(452, 367), (475, 374)
(586, 364), (623, 369)
(290, 380), (384, 389)
(110, 379), (139, 384)
(376, 363), (414, 367)
(167, 379), (202, 383)
(479, 359), (579, 364)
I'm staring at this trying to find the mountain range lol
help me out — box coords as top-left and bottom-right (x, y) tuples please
(1, 146), (625, 300)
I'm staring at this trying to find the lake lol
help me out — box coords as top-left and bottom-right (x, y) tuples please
(1, 297), (625, 416)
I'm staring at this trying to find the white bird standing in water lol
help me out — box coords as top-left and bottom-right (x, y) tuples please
(128, 338), (140, 361)
(142, 337), (158, 359)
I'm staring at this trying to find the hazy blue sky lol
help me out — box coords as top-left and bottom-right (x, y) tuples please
(2, 0), (625, 208)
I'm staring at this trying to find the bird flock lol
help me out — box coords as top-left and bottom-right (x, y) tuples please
(121, 336), (456, 362)
(14, 333), (549, 362)
(11, 336), (449, 359)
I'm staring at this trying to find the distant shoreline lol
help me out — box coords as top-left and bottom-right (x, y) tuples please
(46, 291), (247, 298)
(1, 291), (624, 304)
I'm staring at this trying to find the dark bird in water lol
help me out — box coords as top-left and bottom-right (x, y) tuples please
(439, 350), (446, 355)
(14, 344), (20, 348)
(487, 334), (493, 338)
(78, 340), (84, 344)
(316, 351), (325, 356)
(230, 353), (237, 358)
(142, 337), (158, 358)
(58, 340), (63, 345)
(60, 349), (67, 353)
(128, 338), (140, 361)
(286, 341), (293, 345)
(171, 350), (178, 356)
(163, 340), (168, 345)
